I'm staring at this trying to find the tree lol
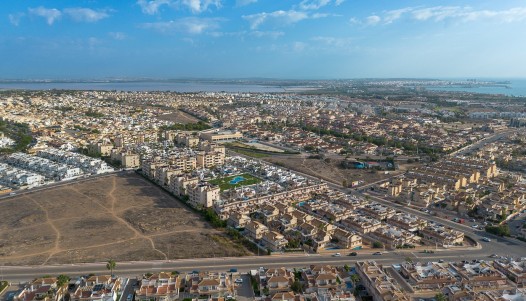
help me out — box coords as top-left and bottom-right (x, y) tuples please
(262, 287), (269, 296)
(56, 275), (70, 289)
(350, 274), (360, 294)
(372, 241), (383, 248)
(435, 293), (447, 301)
(344, 264), (350, 272)
(291, 280), (302, 293)
(106, 259), (116, 276)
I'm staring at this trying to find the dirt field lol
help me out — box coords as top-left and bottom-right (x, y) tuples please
(265, 155), (412, 187)
(0, 173), (250, 266)
(156, 110), (200, 124)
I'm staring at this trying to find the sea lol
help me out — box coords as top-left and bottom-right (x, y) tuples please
(425, 79), (526, 97)
(0, 81), (287, 93)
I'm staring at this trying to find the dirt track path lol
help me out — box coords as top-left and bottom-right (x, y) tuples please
(28, 196), (63, 264)
(104, 177), (168, 260)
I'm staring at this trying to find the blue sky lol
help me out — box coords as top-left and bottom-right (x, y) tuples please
(2, 0), (526, 79)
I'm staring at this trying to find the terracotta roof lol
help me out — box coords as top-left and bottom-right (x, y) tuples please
(316, 273), (337, 281)
(271, 292), (295, 300)
(198, 279), (220, 286)
(268, 276), (290, 283)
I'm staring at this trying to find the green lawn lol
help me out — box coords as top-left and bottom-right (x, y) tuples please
(208, 173), (262, 191)
(235, 149), (270, 158)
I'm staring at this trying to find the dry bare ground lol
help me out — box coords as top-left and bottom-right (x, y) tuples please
(0, 173), (249, 266)
(156, 110), (200, 124)
(265, 155), (408, 186)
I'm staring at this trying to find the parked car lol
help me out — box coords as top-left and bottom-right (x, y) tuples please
(332, 252), (341, 257)
(234, 278), (243, 284)
(373, 252), (382, 255)
(127, 294), (133, 301)
(348, 252), (358, 256)
(482, 237), (491, 242)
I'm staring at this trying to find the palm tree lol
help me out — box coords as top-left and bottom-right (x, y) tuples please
(106, 259), (116, 277)
(435, 293), (447, 301)
(350, 274), (360, 294)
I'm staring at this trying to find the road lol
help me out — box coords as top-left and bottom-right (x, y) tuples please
(361, 192), (526, 257)
(450, 129), (517, 156)
(0, 169), (126, 201)
(0, 244), (521, 283)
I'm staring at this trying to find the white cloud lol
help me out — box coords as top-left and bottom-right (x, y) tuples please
(383, 7), (414, 24)
(357, 6), (526, 26)
(335, 0), (345, 6)
(299, 0), (330, 10)
(136, 0), (221, 14)
(179, 0), (221, 13)
(292, 41), (307, 52)
(64, 8), (110, 22)
(243, 10), (315, 29)
(140, 17), (222, 34)
(366, 15), (381, 25)
(250, 31), (284, 38)
(8, 13), (25, 26)
(236, 0), (257, 7)
(311, 36), (353, 49)
(109, 32), (127, 40)
(137, 0), (171, 14)
(28, 6), (62, 25)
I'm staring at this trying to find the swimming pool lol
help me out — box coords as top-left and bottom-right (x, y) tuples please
(229, 176), (245, 184)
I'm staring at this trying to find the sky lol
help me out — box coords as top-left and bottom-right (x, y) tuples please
(2, 0), (526, 79)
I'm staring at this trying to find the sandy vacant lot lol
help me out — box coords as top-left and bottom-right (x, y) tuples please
(265, 155), (410, 187)
(156, 110), (200, 124)
(0, 173), (249, 266)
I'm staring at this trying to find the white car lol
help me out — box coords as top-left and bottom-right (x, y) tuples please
(482, 237), (491, 242)
(234, 278), (243, 284)
(472, 225), (479, 228)
(332, 252), (341, 257)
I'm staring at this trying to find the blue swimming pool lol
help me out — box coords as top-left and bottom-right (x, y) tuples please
(229, 176), (245, 184)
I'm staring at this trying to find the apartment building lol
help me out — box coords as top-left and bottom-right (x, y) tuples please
(261, 231), (288, 252)
(169, 155), (197, 171)
(419, 224), (464, 247)
(175, 133), (199, 148)
(342, 214), (382, 234)
(110, 151), (140, 168)
(88, 142), (113, 157)
(331, 228), (362, 250)
(368, 226), (418, 249)
(196, 151), (225, 168)
(135, 272), (180, 301)
(169, 175), (199, 197)
(71, 275), (122, 301)
(186, 271), (233, 299)
(387, 213), (428, 232)
(450, 261), (511, 291)
(245, 220), (269, 241)
(493, 259), (526, 287)
(356, 261), (409, 301)
(200, 130), (242, 142)
(187, 182), (220, 208)
(399, 262), (458, 291)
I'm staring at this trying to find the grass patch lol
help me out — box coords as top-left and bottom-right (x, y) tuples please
(0, 281), (8, 292)
(234, 149), (270, 158)
(208, 173), (261, 191)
